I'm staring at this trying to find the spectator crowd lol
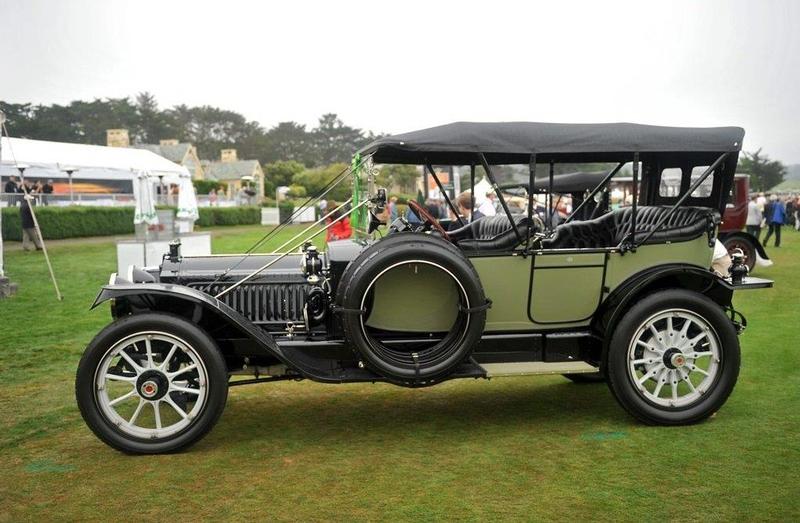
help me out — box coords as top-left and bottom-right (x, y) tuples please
(747, 192), (800, 248)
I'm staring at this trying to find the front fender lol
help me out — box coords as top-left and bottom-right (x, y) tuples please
(92, 282), (289, 363)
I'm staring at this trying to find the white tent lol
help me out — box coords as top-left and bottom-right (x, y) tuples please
(0, 137), (198, 221)
(0, 137), (190, 182)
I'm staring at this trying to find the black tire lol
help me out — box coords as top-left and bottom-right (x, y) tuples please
(563, 371), (605, 384)
(76, 313), (228, 454)
(337, 233), (487, 386)
(722, 235), (756, 272)
(606, 289), (740, 425)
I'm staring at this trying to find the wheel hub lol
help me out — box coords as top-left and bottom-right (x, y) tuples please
(136, 370), (169, 401)
(662, 347), (686, 369)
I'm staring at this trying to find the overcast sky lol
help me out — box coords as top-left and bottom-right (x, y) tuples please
(1, 0), (798, 162)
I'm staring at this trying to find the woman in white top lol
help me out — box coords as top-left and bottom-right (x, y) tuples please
(746, 194), (762, 241)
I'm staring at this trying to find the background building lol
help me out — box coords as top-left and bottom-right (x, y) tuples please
(204, 149), (264, 201)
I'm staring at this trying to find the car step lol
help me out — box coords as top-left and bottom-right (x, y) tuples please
(480, 361), (597, 378)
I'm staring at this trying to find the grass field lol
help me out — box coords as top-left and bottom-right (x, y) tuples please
(1, 224), (799, 521)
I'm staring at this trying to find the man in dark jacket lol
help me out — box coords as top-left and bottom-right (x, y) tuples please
(763, 195), (785, 247)
(4, 175), (20, 206)
(20, 196), (43, 251)
(42, 179), (54, 205)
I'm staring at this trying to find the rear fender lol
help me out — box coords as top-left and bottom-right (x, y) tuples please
(592, 264), (735, 370)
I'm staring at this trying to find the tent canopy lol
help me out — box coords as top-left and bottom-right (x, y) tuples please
(0, 137), (190, 182)
(360, 122), (745, 165)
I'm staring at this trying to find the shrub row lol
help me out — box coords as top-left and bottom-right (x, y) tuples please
(195, 206), (261, 227)
(1, 206), (135, 241)
(1, 205), (263, 241)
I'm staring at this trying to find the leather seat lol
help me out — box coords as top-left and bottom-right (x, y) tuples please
(542, 206), (719, 250)
(452, 214), (532, 252)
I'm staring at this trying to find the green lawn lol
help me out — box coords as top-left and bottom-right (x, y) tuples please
(1, 225), (798, 521)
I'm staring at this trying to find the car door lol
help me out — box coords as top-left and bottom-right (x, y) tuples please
(528, 250), (607, 325)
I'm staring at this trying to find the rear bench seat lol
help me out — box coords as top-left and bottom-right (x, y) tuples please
(541, 206), (719, 249)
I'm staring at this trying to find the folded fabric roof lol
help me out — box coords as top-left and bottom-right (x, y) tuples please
(360, 122), (745, 165)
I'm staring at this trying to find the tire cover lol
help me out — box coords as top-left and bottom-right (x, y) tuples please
(336, 233), (487, 385)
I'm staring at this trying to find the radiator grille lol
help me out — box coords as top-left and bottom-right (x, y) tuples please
(190, 282), (308, 324)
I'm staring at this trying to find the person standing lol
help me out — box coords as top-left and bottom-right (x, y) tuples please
(32, 180), (43, 204)
(20, 195), (43, 251)
(208, 188), (218, 207)
(745, 194), (762, 241)
(4, 175), (20, 206)
(763, 195), (785, 247)
(795, 195), (800, 231)
(325, 201), (352, 241)
(756, 191), (767, 211)
(388, 196), (398, 221)
(42, 179), (54, 205)
(763, 194), (774, 232)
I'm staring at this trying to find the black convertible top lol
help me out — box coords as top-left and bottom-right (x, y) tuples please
(531, 171), (610, 193)
(360, 122), (745, 165)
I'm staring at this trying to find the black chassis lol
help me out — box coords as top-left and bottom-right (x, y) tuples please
(93, 247), (750, 387)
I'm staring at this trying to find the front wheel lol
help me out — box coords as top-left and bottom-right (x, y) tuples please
(606, 289), (740, 425)
(76, 313), (228, 453)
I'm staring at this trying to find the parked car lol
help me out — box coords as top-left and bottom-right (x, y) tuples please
(76, 122), (772, 453)
(718, 174), (769, 271)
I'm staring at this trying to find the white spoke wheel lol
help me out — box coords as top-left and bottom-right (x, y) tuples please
(606, 289), (740, 425)
(76, 313), (228, 454)
(95, 332), (208, 439)
(626, 310), (720, 408)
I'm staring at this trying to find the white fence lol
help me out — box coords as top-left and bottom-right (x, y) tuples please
(1, 193), (259, 208)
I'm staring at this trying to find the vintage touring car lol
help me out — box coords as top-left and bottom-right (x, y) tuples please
(76, 122), (772, 453)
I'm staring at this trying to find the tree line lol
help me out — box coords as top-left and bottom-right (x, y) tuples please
(0, 92), (377, 167)
(1, 93), (789, 194)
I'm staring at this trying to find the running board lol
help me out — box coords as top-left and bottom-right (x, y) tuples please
(480, 361), (597, 378)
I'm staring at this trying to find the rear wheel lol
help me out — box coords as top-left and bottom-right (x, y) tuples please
(76, 313), (228, 453)
(606, 289), (740, 425)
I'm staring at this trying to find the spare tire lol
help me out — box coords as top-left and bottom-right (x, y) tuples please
(336, 233), (488, 386)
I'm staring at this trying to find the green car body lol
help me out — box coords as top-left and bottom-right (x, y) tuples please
(77, 122), (775, 453)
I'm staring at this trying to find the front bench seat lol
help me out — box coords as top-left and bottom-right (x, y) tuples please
(451, 214), (533, 252)
(541, 206), (719, 250)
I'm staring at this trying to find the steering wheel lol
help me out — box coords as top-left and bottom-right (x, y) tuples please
(408, 200), (450, 241)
